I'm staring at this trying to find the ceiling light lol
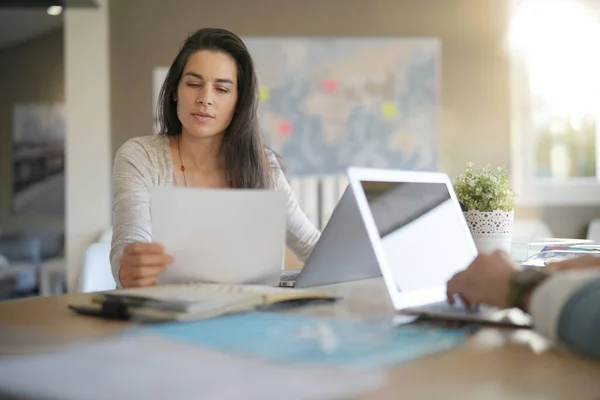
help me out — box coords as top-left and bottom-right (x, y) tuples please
(47, 5), (63, 16)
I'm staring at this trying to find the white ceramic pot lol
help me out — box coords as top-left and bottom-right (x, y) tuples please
(463, 210), (514, 254)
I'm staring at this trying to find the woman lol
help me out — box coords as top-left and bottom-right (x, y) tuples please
(110, 28), (320, 288)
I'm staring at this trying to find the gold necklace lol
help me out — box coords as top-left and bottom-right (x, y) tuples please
(177, 136), (188, 187)
(177, 136), (233, 188)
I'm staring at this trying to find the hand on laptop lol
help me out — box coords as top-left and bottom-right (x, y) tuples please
(446, 250), (519, 310)
(119, 242), (174, 287)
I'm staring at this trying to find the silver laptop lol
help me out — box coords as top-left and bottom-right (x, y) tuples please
(280, 185), (381, 289)
(346, 167), (532, 328)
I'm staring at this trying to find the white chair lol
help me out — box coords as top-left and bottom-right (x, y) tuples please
(587, 219), (600, 244)
(78, 242), (116, 293)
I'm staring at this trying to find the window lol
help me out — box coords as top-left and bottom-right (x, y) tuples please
(509, 0), (600, 205)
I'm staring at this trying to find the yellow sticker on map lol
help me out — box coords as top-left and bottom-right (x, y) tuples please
(259, 86), (270, 102)
(381, 102), (398, 119)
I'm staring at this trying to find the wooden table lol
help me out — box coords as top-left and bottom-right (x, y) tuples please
(1, 279), (599, 399)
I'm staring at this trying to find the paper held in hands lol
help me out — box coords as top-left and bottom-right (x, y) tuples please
(149, 187), (287, 285)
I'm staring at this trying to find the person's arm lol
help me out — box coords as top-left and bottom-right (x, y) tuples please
(446, 251), (600, 359)
(109, 140), (154, 286)
(528, 270), (600, 359)
(269, 155), (321, 263)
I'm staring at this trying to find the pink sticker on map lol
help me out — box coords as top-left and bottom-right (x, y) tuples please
(278, 120), (293, 136)
(322, 78), (338, 93)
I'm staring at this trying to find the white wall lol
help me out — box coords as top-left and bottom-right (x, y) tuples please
(64, 0), (111, 292)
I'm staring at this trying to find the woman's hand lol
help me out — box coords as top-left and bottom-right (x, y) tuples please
(119, 242), (174, 287)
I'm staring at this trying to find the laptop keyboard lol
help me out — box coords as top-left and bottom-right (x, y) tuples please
(411, 300), (497, 315)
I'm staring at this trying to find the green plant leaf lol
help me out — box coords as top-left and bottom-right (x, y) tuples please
(453, 163), (516, 212)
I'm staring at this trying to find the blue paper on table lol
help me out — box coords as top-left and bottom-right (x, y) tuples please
(127, 312), (468, 368)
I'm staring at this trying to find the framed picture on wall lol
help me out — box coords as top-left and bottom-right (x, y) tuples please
(12, 103), (66, 216)
(152, 37), (441, 176)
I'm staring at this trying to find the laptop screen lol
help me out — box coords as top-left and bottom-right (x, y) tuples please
(359, 180), (476, 304)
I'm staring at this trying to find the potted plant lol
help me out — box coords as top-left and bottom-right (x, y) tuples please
(453, 162), (517, 254)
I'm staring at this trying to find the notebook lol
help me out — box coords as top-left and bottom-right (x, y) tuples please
(68, 283), (337, 322)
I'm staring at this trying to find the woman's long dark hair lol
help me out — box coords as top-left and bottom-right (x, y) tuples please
(157, 28), (277, 189)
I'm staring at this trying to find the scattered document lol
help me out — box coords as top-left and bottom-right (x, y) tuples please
(150, 187), (287, 285)
(0, 334), (383, 400)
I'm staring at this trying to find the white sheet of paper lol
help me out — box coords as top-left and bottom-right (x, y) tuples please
(150, 187), (287, 285)
(0, 334), (383, 400)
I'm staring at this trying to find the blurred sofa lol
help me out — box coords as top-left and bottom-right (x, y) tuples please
(0, 228), (64, 299)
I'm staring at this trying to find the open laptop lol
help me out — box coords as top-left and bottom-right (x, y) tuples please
(279, 185), (381, 288)
(346, 167), (532, 328)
